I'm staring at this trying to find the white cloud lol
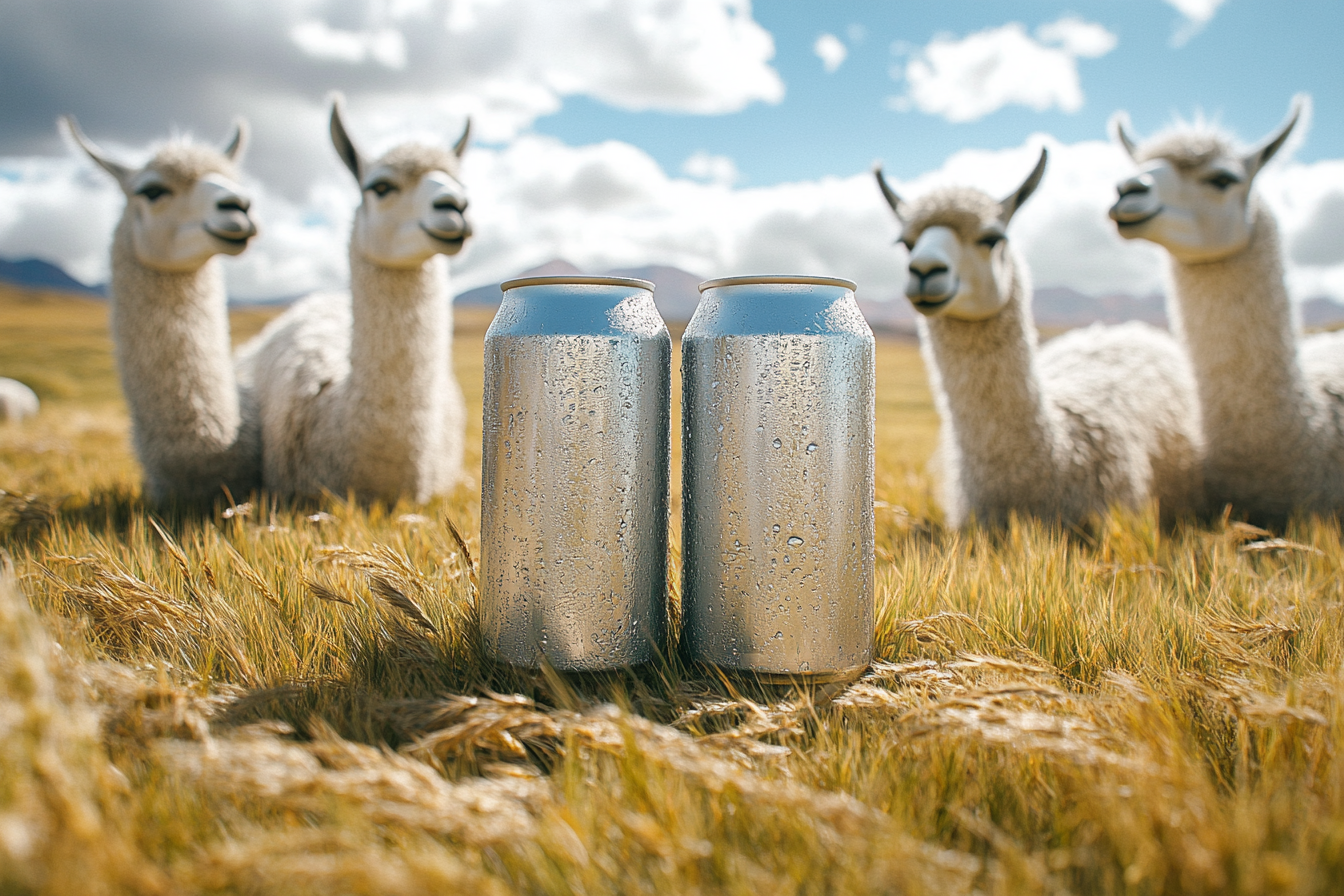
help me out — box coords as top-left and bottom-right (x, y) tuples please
(1163, 0), (1228, 46)
(6, 129), (1343, 311)
(1035, 16), (1118, 58)
(814, 33), (847, 73)
(290, 21), (408, 70)
(681, 151), (739, 186)
(429, 0), (784, 133)
(892, 17), (1116, 123)
(0, 0), (785, 160)
(0, 158), (122, 286)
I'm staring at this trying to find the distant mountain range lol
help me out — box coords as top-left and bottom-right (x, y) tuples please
(454, 260), (704, 321)
(4, 254), (1342, 330)
(0, 257), (104, 296)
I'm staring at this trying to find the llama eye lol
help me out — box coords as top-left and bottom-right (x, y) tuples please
(367, 180), (398, 197)
(978, 233), (1004, 249)
(136, 184), (170, 202)
(1204, 171), (1241, 191)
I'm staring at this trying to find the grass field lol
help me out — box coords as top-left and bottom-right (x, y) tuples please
(1, 283), (1342, 894)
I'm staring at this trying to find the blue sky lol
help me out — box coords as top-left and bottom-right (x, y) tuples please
(1, 0), (1341, 304)
(536, 1), (1343, 184)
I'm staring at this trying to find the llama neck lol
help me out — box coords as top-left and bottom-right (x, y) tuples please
(1167, 199), (1313, 504)
(108, 219), (247, 502)
(921, 262), (1056, 507)
(345, 249), (453, 500)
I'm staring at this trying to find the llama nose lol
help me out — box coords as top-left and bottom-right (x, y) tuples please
(908, 256), (949, 280)
(1116, 174), (1152, 200)
(433, 194), (467, 212)
(217, 195), (251, 213)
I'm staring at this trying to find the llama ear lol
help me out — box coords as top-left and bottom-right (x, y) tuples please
(1244, 93), (1309, 181)
(221, 118), (249, 164)
(329, 97), (366, 183)
(452, 116), (471, 160)
(873, 165), (909, 222)
(1110, 111), (1140, 162)
(60, 115), (135, 192)
(999, 147), (1048, 223)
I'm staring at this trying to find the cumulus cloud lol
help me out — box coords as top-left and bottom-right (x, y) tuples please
(0, 0), (783, 193)
(814, 34), (847, 73)
(290, 21), (409, 70)
(5, 126), (1343, 309)
(1163, 0), (1228, 47)
(0, 158), (124, 286)
(1259, 159), (1344, 303)
(890, 17), (1116, 123)
(1035, 16), (1118, 58)
(681, 151), (740, 186)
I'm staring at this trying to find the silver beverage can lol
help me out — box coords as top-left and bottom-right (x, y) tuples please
(480, 276), (670, 670)
(682, 275), (875, 683)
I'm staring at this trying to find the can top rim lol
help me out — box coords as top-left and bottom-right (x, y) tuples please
(698, 275), (858, 293)
(501, 275), (655, 292)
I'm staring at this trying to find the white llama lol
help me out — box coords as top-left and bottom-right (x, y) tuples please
(234, 100), (470, 503)
(1109, 96), (1344, 523)
(0, 379), (39, 422)
(875, 150), (1204, 527)
(64, 117), (261, 505)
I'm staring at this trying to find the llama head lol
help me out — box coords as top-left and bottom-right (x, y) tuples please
(62, 116), (257, 273)
(1108, 96), (1305, 264)
(875, 148), (1046, 321)
(330, 100), (472, 270)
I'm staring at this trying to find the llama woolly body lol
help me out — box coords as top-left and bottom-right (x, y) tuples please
(1111, 106), (1344, 522)
(234, 251), (465, 503)
(233, 123), (470, 505)
(0, 378), (39, 422)
(1165, 200), (1344, 519)
(920, 253), (1204, 527)
(876, 170), (1204, 528)
(96, 140), (261, 505)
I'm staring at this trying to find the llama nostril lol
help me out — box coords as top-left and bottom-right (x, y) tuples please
(217, 196), (251, 213)
(433, 195), (466, 212)
(1116, 177), (1151, 200)
(909, 260), (948, 279)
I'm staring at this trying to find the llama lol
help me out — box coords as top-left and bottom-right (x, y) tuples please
(1109, 96), (1344, 523)
(0, 379), (39, 422)
(64, 116), (261, 505)
(875, 149), (1204, 527)
(234, 100), (470, 503)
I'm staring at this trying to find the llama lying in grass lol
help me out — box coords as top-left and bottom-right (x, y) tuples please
(1109, 96), (1344, 524)
(235, 101), (470, 503)
(0, 379), (39, 422)
(64, 117), (260, 505)
(875, 150), (1204, 527)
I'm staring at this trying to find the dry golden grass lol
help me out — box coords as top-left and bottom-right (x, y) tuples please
(2, 283), (1342, 894)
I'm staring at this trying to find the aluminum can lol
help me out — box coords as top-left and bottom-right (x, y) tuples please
(480, 276), (670, 670)
(681, 276), (874, 683)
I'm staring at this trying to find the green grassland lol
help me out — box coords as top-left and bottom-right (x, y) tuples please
(1, 283), (1341, 895)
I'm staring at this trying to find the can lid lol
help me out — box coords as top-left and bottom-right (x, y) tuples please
(501, 275), (655, 292)
(698, 274), (858, 293)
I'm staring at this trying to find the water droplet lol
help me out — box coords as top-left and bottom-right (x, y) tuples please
(772, 438), (782, 449)
(806, 443), (818, 452)
(787, 536), (803, 547)
(772, 524), (781, 533)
